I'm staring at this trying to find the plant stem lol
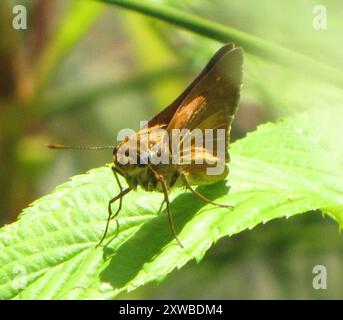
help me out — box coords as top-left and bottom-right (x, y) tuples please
(33, 1), (104, 96)
(99, 0), (343, 88)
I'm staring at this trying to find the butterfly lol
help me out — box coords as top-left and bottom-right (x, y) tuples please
(49, 44), (243, 248)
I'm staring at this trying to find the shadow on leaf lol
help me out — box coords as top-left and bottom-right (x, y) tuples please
(99, 181), (230, 289)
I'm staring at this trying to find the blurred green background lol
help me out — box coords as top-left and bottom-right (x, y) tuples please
(0, 0), (342, 299)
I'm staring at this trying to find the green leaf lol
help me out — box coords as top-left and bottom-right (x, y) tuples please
(0, 109), (342, 299)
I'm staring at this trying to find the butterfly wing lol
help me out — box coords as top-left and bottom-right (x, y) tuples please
(148, 44), (237, 128)
(166, 45), (243, 185)
(167, 45), (243, 138)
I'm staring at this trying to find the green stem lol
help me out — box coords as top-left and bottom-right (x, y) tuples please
(99, 0), (343, 88)
(33, 1), (104, 96)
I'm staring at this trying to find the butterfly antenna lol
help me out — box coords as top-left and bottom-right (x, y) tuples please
(46, 144), (115, 150)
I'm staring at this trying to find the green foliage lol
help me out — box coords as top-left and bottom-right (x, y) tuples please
(1, 0), (343, 300)
(100, 0), (343, 87)
(33, 1), (104, 93)
(0, 109), (342, 299)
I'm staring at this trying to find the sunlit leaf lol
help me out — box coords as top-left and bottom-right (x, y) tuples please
(0, 109), (342, 299)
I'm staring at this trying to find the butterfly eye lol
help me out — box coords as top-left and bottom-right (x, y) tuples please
(125, 149), (129, 157)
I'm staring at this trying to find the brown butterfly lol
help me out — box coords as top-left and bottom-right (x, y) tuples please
(49, 44), (243, 248)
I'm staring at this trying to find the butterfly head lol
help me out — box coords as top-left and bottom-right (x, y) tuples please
(113, 136), (151, 189)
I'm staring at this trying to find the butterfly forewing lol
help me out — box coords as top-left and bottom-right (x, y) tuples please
(148, 44), (239, 128)
(167, 46), (243, 138)
(163, 45), (243, 185)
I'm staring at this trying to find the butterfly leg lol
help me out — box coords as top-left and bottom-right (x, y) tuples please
(110, 167), (127, 220)
(96, 166), (131, 247)
(148, 165), (183, 248)
(160, 179), (184, 248)
(181, 173), (233, 209)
